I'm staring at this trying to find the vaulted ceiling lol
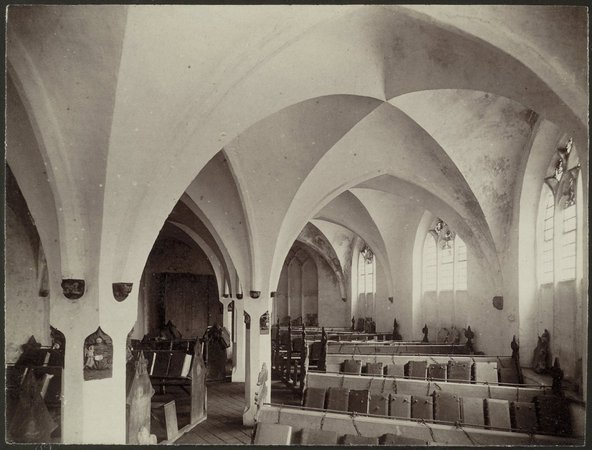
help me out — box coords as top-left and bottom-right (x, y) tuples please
(6, 5), (588, 297)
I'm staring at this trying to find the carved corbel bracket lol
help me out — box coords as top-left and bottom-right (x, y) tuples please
(62, 279), (85, 300)
(112, 282), (133, 302)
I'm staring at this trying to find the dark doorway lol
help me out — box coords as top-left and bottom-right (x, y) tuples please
(151, 273), (220, 339)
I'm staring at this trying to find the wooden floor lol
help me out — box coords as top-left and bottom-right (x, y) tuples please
(174, 379), (300, 445)
(175, 381), (253, 445)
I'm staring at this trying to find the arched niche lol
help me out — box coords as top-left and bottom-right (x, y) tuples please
(83, 328), (113, 381)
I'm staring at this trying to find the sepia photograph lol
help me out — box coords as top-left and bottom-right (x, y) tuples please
(4, 4), (588, 446)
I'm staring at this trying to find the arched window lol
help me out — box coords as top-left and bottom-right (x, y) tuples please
(422, 235), (437, 292)
(559, 199), (577, 281)
(455, 237), (467, 290)
(439, 240), (454, 291)
(540, 137), (580, 284)
(539, 187), (555, 285)
(422, 218), (467, 293)
(358, 246), (376, 316)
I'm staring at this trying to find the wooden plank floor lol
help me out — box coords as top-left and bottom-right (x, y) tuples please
(175, 381), (253, 445)
(175, 379), (301, 445)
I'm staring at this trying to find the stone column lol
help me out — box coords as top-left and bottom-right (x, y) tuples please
(242, 291), (272, 426)
(232, 297), (245, 382)
(51, 277), (138, 444)
(219, 297), (234, 334)
(219, 296), (234, 375)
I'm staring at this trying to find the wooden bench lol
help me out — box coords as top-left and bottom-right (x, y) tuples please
(326, 341), (470, 355)
(143, 341), (207, 443)
(272, 324), (310, 393)
(320, 336), (524, 384)
(304, 372), (552, 405)
(254, 404), (583, 445)
(294, 372), (580, 440)
(131, 349), (194, 395)
(131, 338), (197, 393)
(272, 326), (393, 390)
(325, 354), (521, 384)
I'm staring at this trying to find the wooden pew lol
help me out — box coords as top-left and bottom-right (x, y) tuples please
(326, 341), (470, 355)
(148, 341), (207, 444)
(298, 372), (580, 440)
(254, 404), (583, 446)
(304, 372), (552, 404)
(131, 338), (198, 395)
(274, 324), (309, 393)
(323, 354), (522, 384)
(321, 337), (524, 384)
(272, 324), (391, 382)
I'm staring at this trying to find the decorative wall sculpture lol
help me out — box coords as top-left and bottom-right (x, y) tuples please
(259, 311), (269, 334)
(113, 282), (133, 302)
(544, 137), (580, 207)
(83, 327), (113, 381)
(544, 138), (572, 192)
(532, 329), (551, 374)
(61, 279), (85, 300)
(429, 218), (455, 249)
(464, 326), (475, 353)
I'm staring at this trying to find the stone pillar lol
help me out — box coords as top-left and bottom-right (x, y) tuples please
(232, 298), (245, 382)
(219, 297), (233, 334)
(242, 291), (272, 426)
(219, 297), (234, 375)
(51, 277), (138, 444)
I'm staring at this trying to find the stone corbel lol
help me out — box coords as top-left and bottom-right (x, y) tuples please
(112, 282), (133, 302)
(61, 279), (85, 300)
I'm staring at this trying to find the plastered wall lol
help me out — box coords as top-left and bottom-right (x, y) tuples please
(313, 252), (346, 327)
(274, 244), (346, 327)
(5, 207), (51, 361)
